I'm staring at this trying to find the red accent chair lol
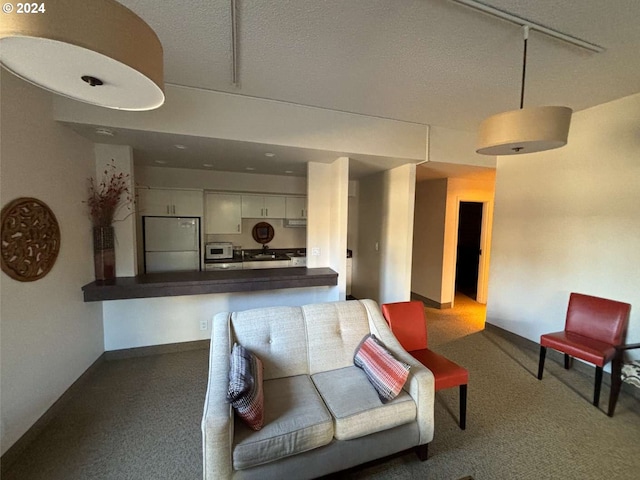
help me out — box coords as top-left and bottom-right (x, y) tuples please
(382, 301), (469, 429)
(538, 292), (632, 416)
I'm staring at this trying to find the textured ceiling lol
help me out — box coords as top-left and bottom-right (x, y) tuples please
(107, 0), (640, 179)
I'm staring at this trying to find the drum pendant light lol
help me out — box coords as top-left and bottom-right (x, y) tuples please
(476, 26), (572, 156)
(0, 0), (164, 111)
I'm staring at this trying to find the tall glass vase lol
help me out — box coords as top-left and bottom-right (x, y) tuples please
(93, 226), (115, 282)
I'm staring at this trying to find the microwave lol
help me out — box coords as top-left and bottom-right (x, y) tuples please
(205, 242), (233, 260)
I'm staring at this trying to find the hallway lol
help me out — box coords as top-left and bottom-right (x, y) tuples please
(424, 293), (486, 348)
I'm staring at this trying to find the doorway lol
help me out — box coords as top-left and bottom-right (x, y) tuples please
(455, 202), (483, 300)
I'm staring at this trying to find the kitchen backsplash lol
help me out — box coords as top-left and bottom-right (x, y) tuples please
(205, 218), (306, 249)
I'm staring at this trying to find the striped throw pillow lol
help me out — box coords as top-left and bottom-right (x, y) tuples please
(354, 334), (411, 403)
(227, 343), (264, 430)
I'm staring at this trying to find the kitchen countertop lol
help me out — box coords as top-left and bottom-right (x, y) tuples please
(81, 267), (337, 302)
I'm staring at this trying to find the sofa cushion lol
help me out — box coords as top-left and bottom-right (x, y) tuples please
(230, 306), (309, 380)
(354, 334), (411, 403)
(233, 374), (333, 470)
(303, 301), (372, 375)
(228, 343), (264, 431)
(312, 366), (416, 441)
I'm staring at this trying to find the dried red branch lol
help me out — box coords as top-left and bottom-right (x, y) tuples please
(85, 160), (132, 227)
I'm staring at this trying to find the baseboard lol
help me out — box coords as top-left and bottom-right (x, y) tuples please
(411, 292), (452, 309)
(484, 323), (640, 401)
(1, 353), (105, 475)
(104, 339), (210, 360)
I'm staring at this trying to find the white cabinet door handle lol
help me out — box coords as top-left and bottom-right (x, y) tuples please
(166, 205), (170, 215)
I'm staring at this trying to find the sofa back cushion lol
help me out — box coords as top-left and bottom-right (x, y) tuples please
(230, 306), (308, 381)
(304, 301), (372, 375)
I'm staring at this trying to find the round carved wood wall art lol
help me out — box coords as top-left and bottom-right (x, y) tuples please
(251, 222), (275, 244)
(1, 197), (61, 282)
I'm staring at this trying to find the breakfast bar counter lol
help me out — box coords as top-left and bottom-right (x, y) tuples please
(81, 267), (338, 302)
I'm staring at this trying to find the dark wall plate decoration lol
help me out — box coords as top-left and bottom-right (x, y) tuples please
(251, 222), (275, 245)
(1, 197), (61, 282)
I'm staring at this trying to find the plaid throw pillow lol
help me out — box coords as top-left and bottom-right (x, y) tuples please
(227, 343), (264, 430)
(354, 334), (410, 403)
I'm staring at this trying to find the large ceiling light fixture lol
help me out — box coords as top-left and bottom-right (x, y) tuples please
(0, 0), (164, 111)
(448, 0), (603, 156)
(476, 26), (572, 156)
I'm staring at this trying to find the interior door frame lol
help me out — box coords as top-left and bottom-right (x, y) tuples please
(451, 197), (493, 305)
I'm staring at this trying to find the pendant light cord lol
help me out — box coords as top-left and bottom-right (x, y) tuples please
(520, 25), (529, 109)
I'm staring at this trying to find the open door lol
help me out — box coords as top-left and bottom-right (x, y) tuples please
(455, 202), (483, 300)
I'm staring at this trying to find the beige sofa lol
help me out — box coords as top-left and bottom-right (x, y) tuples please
(202, 299), (435, 479)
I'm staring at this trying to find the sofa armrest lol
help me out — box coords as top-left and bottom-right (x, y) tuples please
(202, 312), (234, 480)
(360, 299), (435, 445)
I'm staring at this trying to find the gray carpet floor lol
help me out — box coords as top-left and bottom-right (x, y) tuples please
(4, 295), (640, 479)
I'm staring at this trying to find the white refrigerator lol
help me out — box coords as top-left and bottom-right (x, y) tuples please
(143, 217), (200, 273)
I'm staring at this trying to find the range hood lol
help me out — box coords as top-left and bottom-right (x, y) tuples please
(284, 218), (307, 228)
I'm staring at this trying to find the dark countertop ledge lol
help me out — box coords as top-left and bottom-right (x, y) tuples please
(81, 267), (338, 302)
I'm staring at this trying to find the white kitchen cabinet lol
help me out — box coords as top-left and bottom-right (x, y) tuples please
(241, 195), (286, 218)
(137, 188), (203, 217)
(205, 193), (242, 234)
(285, 196), (307, 219)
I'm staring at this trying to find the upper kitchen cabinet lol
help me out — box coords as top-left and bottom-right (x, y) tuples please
(285, 196), (307, 219)
(205, 193), (242, 234)
(241, 195), (286, 219)
(137, 188), (203, 217)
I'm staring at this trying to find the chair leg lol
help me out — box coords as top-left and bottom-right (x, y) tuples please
(537, 347), (547, 380)
(459, 384), (467, 430)
(564, 353), (573, 369)
(594, 366), (603, 407)
(608, 354), (624, 417)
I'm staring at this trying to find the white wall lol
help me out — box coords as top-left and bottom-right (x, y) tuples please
(55, 85), (427, 162)
(429, 125), (496, 168)
(0, 72), (104, 454)
(486, 93), (640, 361)
(354, 164), (416, 304)
(329, 158), (349, 299)
(306, 158), (349, 299)
(412, 179), (448, 303)
(103, 288), (335, 350)
(354, 173), (383, 301)
(136, 165), (307, 195)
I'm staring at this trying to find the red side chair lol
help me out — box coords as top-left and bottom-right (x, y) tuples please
(538, 292), (632, 416)
(382, 301), (469, 429)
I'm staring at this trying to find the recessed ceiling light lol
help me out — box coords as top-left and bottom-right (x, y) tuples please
(174, 144), (187, 150)
(95, 128), (114, 137)
(264, 152), (275, 157)
(284, 170), (294, 174)
(155, 160), (167, 165)
(202, 163), (213, 167)
(245, 167), (255, 171)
